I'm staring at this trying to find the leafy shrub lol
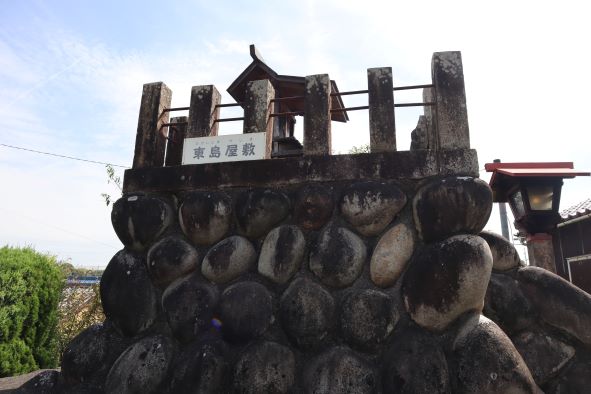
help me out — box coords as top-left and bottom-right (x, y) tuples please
(0, 246), (63, 377)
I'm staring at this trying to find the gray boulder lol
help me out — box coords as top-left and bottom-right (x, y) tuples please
(100, 250), (159, 336)
(178, 191), (232, 246)
(201, 236), (256, 284)
(146, 236), (199, 289)
(518, 266), (591, 346)
(294, 185), (334, 230)
(105, 335), (176, 394)
(232, 341), (295, 393)
(280, 277), (335, 349)
(370, 222), (415, 288)
(162, 274), (219, 343)
(219, 281), (272, 342)
(453, 314), (540, 394)
(303, 347), (379, 394)
(413, 177), (492, 242)
(382, 328), (450, 393)
(340, 181), (407, 237)
(512, 330), (575, 385)
(403, 235), (492, 331)
(480, 231), (521, 271)
(235, 189), (290, 239)
(111, 194), (173, 251)
(309, 224), (366, 288)
(258, 225), (306, 284)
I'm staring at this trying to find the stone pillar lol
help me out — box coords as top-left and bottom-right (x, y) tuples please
(187, 85), (221, 138)
(367, 67), (396, 153)
(423, 87), (437, 150)
(527, 233), (557, 273)
(165, 116), (187, 167)
(431, 51), (470, 149)
(132, 82), (172, 169)
(243, 79), (275, 158)
(304, 74), (331, 155)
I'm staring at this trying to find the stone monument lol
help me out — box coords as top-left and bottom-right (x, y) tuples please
(12, 47), (591, 394)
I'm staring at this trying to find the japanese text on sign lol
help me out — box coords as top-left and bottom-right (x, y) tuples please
(182, 133), (266, 165)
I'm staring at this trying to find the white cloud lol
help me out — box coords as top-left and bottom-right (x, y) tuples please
(1, 0), (590, 266)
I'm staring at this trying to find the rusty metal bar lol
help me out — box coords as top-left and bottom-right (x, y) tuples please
(162, 107), (190, 114)
(270, 95), (305, 103)
(215, 102), (242, 108)
(393, 84), (433, 91)
(214, 116), (245, 123)
(160, 121), (188, 128)
(270, 111), (305, 117)
(331, 89), (368, 97)
(330, 105), (369, 113)
(394, 102), (436, 107)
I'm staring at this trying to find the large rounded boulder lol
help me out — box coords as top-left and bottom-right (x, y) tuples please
(168, 335), (228, 394)
(413, 177), (492, 242)
(258, 225), (306, 284)
(382, 328), (450, 393)
(201, 236), (256, 283)
(100, 250), (159, 336)
(146, 236), (199, 289)
(479, 230), (522, 271)
(280, 277), (335, 349)
(403, 234), (493, 331)
(235, 189), (290, 239)
(309, 224), (366, 288)
(303, 347), (379, 394)
(370, 222), (415, 288)
(111, 194), (174, 251)
(61, 323), (129, 386)
(340, 289), (397, 349)
(294, 185), (334, 230)
(518, 266), (591, 347)
(162, 274), (219, 343)
(105, 335), (176, 394)
(453, 314), (539, 393)
(232, 341), (296, 393)
(219, 281), (273, 342)
(340, 181), (407, 237)
(179, 191), (232, 246)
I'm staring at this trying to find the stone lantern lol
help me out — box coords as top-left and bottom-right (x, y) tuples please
(485, 161), (589, 271)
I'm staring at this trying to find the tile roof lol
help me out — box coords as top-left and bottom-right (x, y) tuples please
(560, 198), (591, 220)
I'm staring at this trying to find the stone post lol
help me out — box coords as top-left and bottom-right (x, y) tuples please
(165, 116), (187, 167)
(304, 74), (331, 155)
(423, 87), (438, 150)
(527, 233), (557, 273)
(243, 79), (275, 158)
(188, 85), (221, 138)
(132, 82), (172, 169)
(367, 67), (396, 152)
(431, 51), (470, 149)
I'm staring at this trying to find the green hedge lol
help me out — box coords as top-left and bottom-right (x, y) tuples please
(0, 246), (63, 377)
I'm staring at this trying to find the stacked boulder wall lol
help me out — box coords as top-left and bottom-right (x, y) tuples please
(27, 161), (591, 393)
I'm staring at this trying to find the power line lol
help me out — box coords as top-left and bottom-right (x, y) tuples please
(0, 143), (129, 168)
(0, 206), (121, 250)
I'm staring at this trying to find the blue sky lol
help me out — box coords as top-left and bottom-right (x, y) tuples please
(1, 0), (590, 267)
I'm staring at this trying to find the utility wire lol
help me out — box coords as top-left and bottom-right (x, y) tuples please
(0, 143), (129, 168)
(0, 207), (121, 250)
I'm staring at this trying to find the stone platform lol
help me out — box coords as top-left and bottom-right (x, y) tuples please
(9, 149), (585, 394)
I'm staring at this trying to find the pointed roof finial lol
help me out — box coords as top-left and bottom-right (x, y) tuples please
(249, 44), (265, 63)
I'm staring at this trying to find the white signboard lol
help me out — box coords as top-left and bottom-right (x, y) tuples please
(182, 132), (266, 165)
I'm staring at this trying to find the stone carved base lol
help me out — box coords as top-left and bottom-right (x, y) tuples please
(13, 171), (591, 394)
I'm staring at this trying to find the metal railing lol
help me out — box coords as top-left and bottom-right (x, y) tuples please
(157, 83), (435, 133)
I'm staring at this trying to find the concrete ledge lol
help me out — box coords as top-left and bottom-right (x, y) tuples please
(123, 149), (479, 193)
(0, 369), (59, 392)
